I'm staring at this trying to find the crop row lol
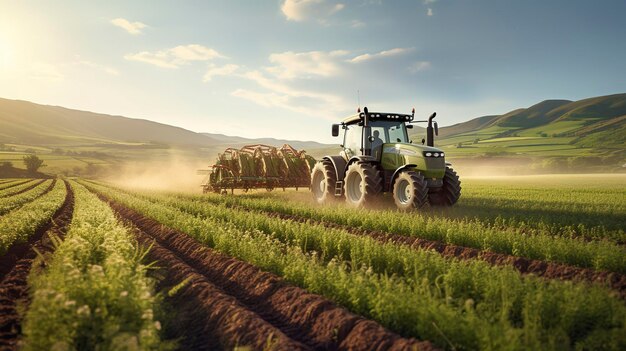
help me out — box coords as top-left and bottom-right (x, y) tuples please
(442, 177), (626, 242)
(0, 180), (66, 256)
(0, 178), (31, 189)
(0, 179), (53, 216)
(21, 181), (166, 350)
(157, 189), (626, 274)
(0, 179), (27, 188)
(83, 181), (626, 350)
(0, 179), (40, 197)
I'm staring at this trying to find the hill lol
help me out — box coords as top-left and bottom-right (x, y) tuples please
(0, 98), (333, 176)
(0, 98), (216, 147)
(410, 93), (626, 160)
(201, 133), (329, 152)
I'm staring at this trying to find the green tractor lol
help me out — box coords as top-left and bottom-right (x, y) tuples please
(310, 107), (461, 210)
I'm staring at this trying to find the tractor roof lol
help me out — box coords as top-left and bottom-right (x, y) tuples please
(341, 112), (414, 125)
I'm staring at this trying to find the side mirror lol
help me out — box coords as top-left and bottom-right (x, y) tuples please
(434, 122), (439, 136)
(332, 124), (340, 137)
(406, 124), (414, 129)
(421, 138), (425, 145)
(368, 136), (375, 142)
(410, 140), (413, 144)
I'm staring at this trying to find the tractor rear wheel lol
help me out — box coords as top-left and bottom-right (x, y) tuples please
(344, 162), (382, 208)
(392, 171), (428, 211)
(429, 166), (461, 206)
(310, 159), (337, 204)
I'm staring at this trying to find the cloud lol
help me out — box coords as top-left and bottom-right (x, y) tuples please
(427, 8), (433, 16)
(231, 89), (288, 108)
(281, 0), (345, 22)
(349, 47), (414, 63)
(223, 47), (425, 118)
(110, 18), (147, 35)
(77, 60), (119, 75)
(203, 64), (239, 81)
(408, 61), (431, 73)
(234, 69), (345, 118)
(266, 50), (348, 80)
(124, 44), (224, 69)
(350, 20), (365, 28)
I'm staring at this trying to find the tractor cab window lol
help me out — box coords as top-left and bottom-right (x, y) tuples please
(370, 121), (408, 144)
(343, 125), (362, 158)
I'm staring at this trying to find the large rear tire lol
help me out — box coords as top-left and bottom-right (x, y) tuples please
(429, 166), (461, 206)
(310, 160), (337, 204)
(392, 171), (428, 211)
(344, 162), (382, 208)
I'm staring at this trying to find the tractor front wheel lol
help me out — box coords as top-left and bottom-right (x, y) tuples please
(392, 170), (428, 211)
(344, 162), (382, 208)
(310, 159), (337, 204)
(429, 166), (461, 206)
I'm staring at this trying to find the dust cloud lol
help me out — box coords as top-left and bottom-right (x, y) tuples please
(103, 156), (208, 193)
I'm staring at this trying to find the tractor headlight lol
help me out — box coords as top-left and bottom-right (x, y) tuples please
(424, 151), (444, 158)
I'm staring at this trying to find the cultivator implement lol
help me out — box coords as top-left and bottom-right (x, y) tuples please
(201, 144), (316, 194)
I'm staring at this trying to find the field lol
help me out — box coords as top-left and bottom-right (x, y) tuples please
(0, 174), (624, 350)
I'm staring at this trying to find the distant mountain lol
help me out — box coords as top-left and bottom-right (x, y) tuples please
(201, 133), (330, 151)
(0, 98), (216, 147)
(436, 115), (499, 137)
(491, 99), (572, 128)
(410, 93), (626, 156)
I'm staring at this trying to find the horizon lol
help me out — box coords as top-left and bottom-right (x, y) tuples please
(1, 0), (625, 143)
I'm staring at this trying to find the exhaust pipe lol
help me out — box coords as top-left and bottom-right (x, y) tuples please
(426, 112), (436, 147)
(362, 107), (372, 156)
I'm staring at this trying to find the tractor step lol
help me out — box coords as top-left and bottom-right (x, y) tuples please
(335, 181), (344, 196)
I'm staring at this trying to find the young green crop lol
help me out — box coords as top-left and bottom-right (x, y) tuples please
(150, 188), (626, 273)
(83, 180), (626, 351)
(0, 180), (66, 255)
(0, 179), (53, 216)
(0, 178), (28, 189)
(0, 179), (39, 197)
(22, 181), (168, 350)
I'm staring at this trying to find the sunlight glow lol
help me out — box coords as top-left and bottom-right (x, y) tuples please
(0, 37), (12, 70)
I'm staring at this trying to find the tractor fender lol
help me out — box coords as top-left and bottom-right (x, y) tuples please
(322, 156), (348, 181)
(347, 155), (378, 167)
(390, 164), (418, 189)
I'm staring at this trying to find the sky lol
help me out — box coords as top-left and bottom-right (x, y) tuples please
(1, 0), (625, 143)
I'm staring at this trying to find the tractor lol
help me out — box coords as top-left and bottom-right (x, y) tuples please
(310, 107), (461, 210)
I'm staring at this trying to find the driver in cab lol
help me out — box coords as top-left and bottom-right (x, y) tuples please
(371, 130), (384, 158)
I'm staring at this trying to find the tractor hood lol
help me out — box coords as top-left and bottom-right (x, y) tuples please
(380, 143), (446, 178)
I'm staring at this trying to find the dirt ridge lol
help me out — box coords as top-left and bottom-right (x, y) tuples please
(100, 195), (437, 351)
(0, 180), (74, 350)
